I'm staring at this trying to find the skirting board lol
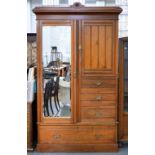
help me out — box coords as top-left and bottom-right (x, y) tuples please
(36, 143), (118, 152)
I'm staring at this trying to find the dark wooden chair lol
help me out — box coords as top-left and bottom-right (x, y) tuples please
(44, 80), (54, 116)
(44, 76), (60, 116)
(51, 76), (60, 114)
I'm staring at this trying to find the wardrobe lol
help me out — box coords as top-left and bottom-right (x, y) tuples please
(33, 3), (122, 152)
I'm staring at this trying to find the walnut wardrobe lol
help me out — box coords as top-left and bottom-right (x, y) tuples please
(33, 3), (122, 152)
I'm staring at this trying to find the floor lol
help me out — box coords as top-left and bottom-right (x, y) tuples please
(28, 144), (128, 155)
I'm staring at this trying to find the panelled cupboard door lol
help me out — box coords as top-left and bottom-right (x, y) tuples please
(81, 20), (116, 76)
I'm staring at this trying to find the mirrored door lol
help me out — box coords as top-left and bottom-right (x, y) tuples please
(42, 25), (72, 118)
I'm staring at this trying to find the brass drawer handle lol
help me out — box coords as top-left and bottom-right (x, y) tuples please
(53, 134), (61, 140)
(95, 112), (103, 117)
(95, 81), (103, 86)
(96, 96), (102, 101)
(95, 134), (104, 139)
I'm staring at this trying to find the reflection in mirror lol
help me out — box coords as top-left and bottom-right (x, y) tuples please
(42, 26), (71, 118)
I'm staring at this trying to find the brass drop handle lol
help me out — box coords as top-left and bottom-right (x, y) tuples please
(53, 134), (61, 140)
(96, 96), (102, 101)
(95, 81), (103, 86)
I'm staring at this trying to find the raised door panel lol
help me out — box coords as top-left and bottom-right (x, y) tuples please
(81, 20), (115, 76)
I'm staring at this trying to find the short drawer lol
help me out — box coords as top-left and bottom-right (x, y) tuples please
(39, 125), (116, 144)
(81, 107), (116, 121)
(81, 100), (116, 107)
(81, 87), (116, 94)
(80, 93), (116, 101)
(81, 79), (116, 88)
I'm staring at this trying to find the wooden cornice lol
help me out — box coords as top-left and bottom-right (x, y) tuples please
(33, 2), (122, 15)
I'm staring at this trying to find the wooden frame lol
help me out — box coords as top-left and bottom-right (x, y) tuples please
(36, 20), (77, 124)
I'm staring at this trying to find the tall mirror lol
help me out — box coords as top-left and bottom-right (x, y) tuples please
(42, 26), (71, 118)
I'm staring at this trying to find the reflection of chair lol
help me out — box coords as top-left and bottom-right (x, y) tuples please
(44, 80), (54, 116)
(51, 76), (60, 112)
(44, 76), (60, 116)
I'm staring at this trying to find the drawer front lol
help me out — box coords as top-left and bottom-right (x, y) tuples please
(81, 100), (116, 107)
(81, 88), (116, 94)
(39, 126), (116, 144)
(80, 78), (117, 95)
(81, 93), (116, 101)
(81, 79), (116, 88)
(81, 107), (116, 121)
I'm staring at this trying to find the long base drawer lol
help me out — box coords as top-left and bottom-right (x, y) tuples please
(38, 125), (117, 144)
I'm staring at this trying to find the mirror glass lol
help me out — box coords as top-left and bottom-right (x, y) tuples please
(42, 26), (71, 117)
